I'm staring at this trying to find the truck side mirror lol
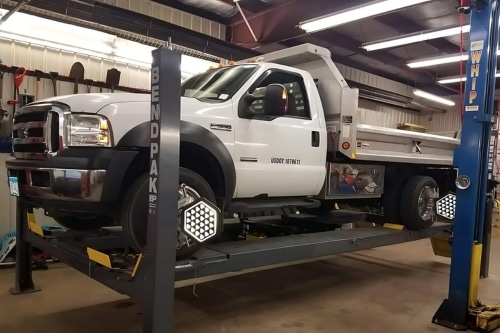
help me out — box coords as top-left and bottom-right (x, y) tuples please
(264, 84), (288, 117)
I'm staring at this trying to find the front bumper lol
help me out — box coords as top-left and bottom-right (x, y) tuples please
(7, 166), (106, 202)
(5, 147), (140, 209)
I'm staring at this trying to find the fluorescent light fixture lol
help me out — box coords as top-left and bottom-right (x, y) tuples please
(437, 76), (467, 84)
(299, 0), (431, 33)
(413, 89), (455, 106)
(408, 54), (469, 68)
(408, 48), (500, 68)
(437, 72), (500, 84)
(363, 25), (471, 51)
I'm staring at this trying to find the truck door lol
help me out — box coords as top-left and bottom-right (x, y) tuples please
(234, 69), (325, 198)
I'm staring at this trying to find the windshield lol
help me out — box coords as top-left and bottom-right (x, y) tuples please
(181, 64), (257, 101)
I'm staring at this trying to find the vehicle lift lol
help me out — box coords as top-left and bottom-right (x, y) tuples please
(4, 30), (488, 333)
(433, 0), (500, 331)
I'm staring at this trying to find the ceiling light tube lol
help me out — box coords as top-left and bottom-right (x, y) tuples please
(363, 25), (471, 51)
(437, 76), (467, 84)
(413, 89), (455, 106)
(408, 54), (469, 68)
(437, 72), (500, 84)
(299, 0), (432, 33)
(408, 48), (500, 68)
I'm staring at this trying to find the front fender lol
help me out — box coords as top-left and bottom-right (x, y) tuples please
(116, 121), (236, 202)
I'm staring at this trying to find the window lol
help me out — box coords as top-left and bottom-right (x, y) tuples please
(248, 71), (311, 119)
(181, 65), (257, 102)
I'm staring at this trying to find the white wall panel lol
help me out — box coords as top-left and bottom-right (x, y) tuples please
(0, 39), (151, 103)
(358, 100), (421, 128)
(420, 107), (462, 133)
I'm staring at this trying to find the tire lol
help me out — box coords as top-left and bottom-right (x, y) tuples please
(54, 216), (113, 230)
(121, 168), (217, 259)
(399, 176), (437, 230)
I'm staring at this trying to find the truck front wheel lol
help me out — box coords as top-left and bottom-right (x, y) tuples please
(120, 168), (217, 259)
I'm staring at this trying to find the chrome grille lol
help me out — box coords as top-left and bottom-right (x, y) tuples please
(12, 103), (67, 160)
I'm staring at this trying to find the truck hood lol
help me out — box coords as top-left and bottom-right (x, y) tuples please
(33, 92), (205, 113)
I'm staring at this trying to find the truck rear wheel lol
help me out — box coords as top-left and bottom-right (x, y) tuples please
(120, 168), (217, 259)
(399, 176), (437, 230)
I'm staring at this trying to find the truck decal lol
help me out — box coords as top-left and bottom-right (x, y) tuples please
(271, 157), (301, 165)
(148, 66), (160, 215)
(210, 123), (232, 131)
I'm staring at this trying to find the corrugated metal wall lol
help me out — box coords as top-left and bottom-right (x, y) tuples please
(336, 63), (421, 127)
(0, 39), (151, 98)
(420, 106), (462, 133)
(358, 99), (421, 127)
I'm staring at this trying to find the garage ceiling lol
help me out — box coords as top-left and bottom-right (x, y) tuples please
(0, 0), (482, 96)
(179, 0), (469, 96)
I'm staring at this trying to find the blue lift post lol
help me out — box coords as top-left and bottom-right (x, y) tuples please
(433, 0), (500, 331)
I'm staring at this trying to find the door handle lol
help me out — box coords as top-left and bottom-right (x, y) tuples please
(312, 131), (320, 147)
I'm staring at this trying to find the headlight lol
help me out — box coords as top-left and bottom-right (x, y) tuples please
(68, 114), (112, 147)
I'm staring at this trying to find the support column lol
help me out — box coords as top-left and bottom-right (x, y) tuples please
(10, 199), (40, 295)
(142, 44), (182, 333)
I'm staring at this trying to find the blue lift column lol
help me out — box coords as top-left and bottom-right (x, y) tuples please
(433, 0), (500, 331)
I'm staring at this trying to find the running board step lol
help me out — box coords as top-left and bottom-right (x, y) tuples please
(227, 199), (320, 214)
(286, 209), (367, 224)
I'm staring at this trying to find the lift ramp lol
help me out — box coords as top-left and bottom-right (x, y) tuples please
(20, 209), (451, 300)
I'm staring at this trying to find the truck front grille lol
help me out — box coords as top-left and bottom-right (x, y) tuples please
(11, 104), (67, 160)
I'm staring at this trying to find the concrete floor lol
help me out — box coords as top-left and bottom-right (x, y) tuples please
(0, 238), (499, 333)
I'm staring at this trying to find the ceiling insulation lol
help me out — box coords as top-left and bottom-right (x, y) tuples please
(177, 0), (237, 17)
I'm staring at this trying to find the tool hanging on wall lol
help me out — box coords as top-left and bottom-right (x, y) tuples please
(49, 71), (58, 96)
(69, 62), (84, 94)
(0, 70), (9, 138)
(0, 70), (6, 119)
(34, 69), (43, 100)
(7, 67), (26, 117)
(84, 79), (93, 93)
(106, 68), (121, 92)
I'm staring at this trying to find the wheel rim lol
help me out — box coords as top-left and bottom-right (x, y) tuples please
(177, 184), (201, 250)
(417, 186), (434, 220)
(127, 181), (203, 253)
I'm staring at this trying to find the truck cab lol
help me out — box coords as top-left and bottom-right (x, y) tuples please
(182, 61), (329, 198)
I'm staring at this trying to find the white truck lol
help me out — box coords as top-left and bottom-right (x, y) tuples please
(5, 44), (459, 257)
